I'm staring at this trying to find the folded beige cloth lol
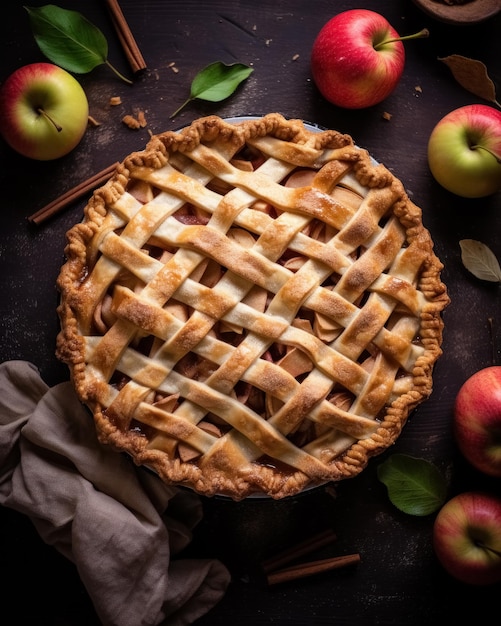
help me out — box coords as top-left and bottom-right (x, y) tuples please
(0, 360), (230, 626)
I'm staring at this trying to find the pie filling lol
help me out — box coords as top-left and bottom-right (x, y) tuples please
(56, 114), (449, 499)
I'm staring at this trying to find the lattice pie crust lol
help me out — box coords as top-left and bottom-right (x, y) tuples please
(56, 114), (449, 499)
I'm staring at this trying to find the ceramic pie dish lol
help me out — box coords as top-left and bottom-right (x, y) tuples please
(56, 113), (449, 500)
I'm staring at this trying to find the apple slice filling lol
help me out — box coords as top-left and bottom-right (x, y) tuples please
(89, 151), (409, 470)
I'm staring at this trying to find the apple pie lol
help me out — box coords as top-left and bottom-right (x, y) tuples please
(56, 113), (449, 500)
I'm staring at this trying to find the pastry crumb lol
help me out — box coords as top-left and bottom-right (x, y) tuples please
(382, 111), (392, 121)
(122, 110), (147, 129)
(137, 110), (147, 127)
(122, 114), (139, 129)
(109, 96), (122, 106)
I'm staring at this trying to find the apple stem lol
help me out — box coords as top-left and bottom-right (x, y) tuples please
(475, 540), (501, 558)
(471, 144), (501, 165)
(374, 28), (430, 50)
(37, 107), (62, 133)
(105, 60), (133, 85)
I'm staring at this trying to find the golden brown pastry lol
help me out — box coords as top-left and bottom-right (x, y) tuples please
(56, 114), (449, 500)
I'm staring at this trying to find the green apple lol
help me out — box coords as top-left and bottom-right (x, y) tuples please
(427, 104), (501, 198)
(0, 62), (89, 160)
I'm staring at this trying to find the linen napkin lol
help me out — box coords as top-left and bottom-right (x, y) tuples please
(0, 360), (230, 626)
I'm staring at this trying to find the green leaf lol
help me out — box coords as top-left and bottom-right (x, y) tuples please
(25, 5), (107, 72)
(171, 61), (254, 118)
(191, 61), (254, 101)
(459, 239), (501, 283)
(25, 5), (132, 84)
(377, 454), (447, 516)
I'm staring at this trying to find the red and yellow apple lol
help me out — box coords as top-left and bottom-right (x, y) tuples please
(427, 104), (501, 198)
(0, 62), (89, 160)
(453, 366), (501, 478)
(433, 492), (501, 585)
(310, 9), (428, 109)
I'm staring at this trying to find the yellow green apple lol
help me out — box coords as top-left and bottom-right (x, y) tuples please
(0, 62), (89, 160)
(428, 104), (501, 198)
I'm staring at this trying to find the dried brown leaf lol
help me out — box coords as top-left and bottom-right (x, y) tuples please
(459, 239), (501, 283)
(440, 55), (500, 107)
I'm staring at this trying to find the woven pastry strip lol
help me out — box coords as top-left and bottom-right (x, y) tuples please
(57, 114), (449, 499)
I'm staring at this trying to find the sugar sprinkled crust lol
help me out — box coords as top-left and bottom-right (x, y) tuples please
(56, 113), (449, 499)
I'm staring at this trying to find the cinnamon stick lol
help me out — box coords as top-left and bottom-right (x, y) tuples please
(105, 0), (147, 73)
(266, 553), (361, 586)
(28, 162), (119, 225)
(261, 528), (337, 574)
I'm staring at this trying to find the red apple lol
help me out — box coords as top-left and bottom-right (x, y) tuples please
(433, 492), (501, 585)
(454, 366), (501, 478)
(0, 62), (89, 160)
(428, 104), (501, 198)
(310, 9), (428, 109)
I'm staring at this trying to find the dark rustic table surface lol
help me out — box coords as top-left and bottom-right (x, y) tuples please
(1, 0), (501, 624)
